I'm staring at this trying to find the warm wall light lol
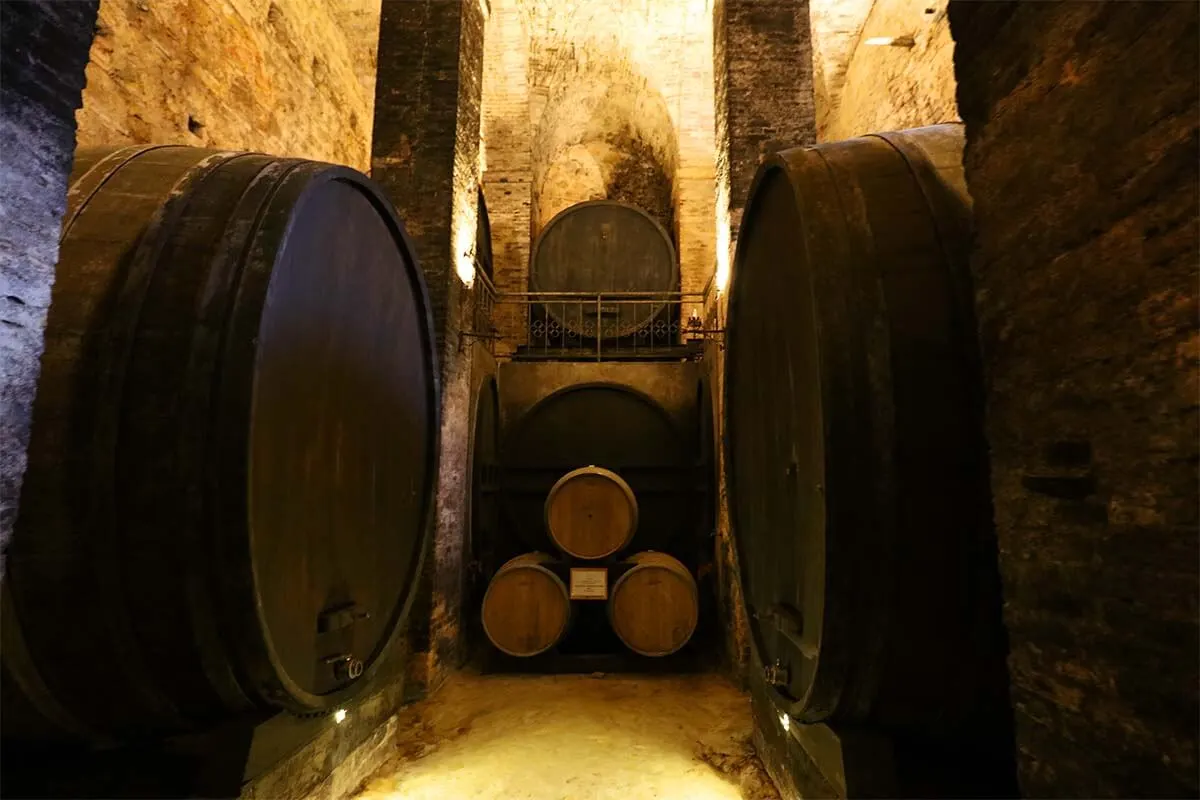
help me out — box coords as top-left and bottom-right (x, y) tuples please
(453, 192), (478, 288)
(864, 35), (915, 47)
(714, 183), (732, 295)
(334, 709), (348, 724)
(778, 712), (790, 732)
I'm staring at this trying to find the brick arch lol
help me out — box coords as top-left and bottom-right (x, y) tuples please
(531, 57), (679, 240)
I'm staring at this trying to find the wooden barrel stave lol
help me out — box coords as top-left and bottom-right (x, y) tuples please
(544, 466), (638, 560)
(7, 147), (244, 737)
(481, 553), (571, 657)
(608, 551), (698, 657)
(726, 124), (988, 728)
(117, 153), (292, 722)
(2, 145), (438, 742)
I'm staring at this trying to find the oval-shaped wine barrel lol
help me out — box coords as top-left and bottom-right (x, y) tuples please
(529, 200), (678, 337)
(1, 145), (439, 743)
(545, 466), (638, 560)
(609, 552), (698, 657)
(481, 553), (571, 657)
(725, 124), (994, 727)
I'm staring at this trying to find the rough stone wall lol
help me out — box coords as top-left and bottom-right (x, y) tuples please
(820, 0), (958, 142)
(77, 0), (379, 170)
(0, 0), (99, 571)
(711, 0), (817, 683)
(716, 0), (816, 255)
(479, 0), (532, 312)
(372, 0), (486, 694)
(482, 0), (717, 332)
(240, 647), (410, 800)
(808, 0), (872, 139)
(950, 3), (1199, 796)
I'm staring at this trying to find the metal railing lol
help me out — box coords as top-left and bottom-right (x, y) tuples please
(464, 272), (722, 360)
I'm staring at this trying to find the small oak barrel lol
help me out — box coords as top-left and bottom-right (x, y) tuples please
(502, 384), (695, 556)
(1, 146), (439, 743)
(481, 553), (571, 657)
(608, 552), (698, 657)
(726, 124), (1008, 731)
(529, 200), (678, 338)
(544, 466), (638, 560)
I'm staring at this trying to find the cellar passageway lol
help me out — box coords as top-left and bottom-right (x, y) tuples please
(351, 673), (778, 800)
(3, 2), (1196, 799)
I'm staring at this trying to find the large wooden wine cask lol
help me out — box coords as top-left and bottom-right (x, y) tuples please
(481, 553), (571, 657)
(1, 145), (439, 743)
(502, 384), (696, 555)
(608, 552), (698, 657)
(529, 200), (678, 338)
(544, 466), (638, 560)
(726, 124), (1001, 729)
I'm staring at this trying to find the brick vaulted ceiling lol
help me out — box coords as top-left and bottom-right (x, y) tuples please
(809, 0), (875, 127)
(482, 0), (716, 295)
(478, 0), (890, 294)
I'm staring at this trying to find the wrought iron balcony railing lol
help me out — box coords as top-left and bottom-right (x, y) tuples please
(463, 273), (723, 361)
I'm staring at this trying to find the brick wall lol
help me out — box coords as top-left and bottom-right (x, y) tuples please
(808, 0), (872, 141)
(372, 0), (487, 694)
(950, 3), (1199, 796)
(716, 0), (816, 253)
(482, 0), (717, 328)
(711, 0), (817, 684)
(77, 0), (379, 170)
(0, 0), (99, 571)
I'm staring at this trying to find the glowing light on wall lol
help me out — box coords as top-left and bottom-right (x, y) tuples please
(454, 214), (477, 287)
(714, 180), (732, 294)
(451, 173), (479, 287)
(864, 35), (915, 47)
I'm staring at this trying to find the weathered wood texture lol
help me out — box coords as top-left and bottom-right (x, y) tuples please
(481, 553), (571, 657)
(545, 466), (638, 560)
(726, 124), (1016, 794)
(529, 200), (678, 338)
(2, 146), (438, 742)
(609, 551), (699, 657)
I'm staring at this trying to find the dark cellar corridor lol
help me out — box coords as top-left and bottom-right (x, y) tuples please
(1, 1), (1197, 798)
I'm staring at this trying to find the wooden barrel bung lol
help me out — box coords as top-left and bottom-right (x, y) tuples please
(529, 200), (678, 338)
(608, 551), (698, 657)
(481, 554), (571, 657)
(725, 124), (989, 727)
(1, 145), (438, 742)
(545, 466), (638, 560)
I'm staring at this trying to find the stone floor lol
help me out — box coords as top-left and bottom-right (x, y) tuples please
(350, 671), (780, 800)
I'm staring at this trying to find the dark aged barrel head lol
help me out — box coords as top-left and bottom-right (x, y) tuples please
(530, 200), (678, 338)
(237, 167), (438, 705)
(725, 124), (987, 728)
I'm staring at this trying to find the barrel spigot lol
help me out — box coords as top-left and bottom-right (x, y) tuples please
(764, 659), (790, 687)
(324, 654), (364, 681)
